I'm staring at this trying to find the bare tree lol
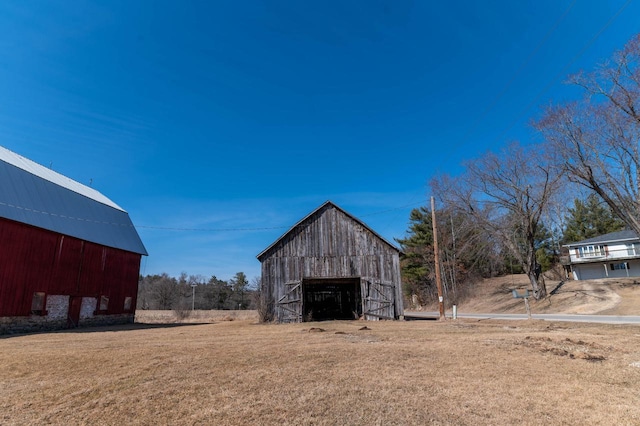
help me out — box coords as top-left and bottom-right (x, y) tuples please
(139, 273), (179, 310)
(432, 143), (563, 299)
(536, 34), (640, 235)
(396, 205), (505, 308)
(252, 276), (274, 322)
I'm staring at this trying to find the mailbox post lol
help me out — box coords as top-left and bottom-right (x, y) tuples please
(512, 289), (532, 319)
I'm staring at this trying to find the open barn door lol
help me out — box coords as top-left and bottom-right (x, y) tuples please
(362, 279), (395, 320)
(276, 280), (302, 323)
(302, 278), (362, 321)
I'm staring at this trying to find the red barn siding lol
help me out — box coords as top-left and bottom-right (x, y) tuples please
(50, 236), (84, 295)
(78, 242), (107, 295)
(0, 219), (58, 316)
(0, 217), (141, 317)
(99, 249), (141, 313)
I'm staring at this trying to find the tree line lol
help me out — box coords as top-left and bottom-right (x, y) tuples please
(398, 34), (639, 303)
(137, 271), (259, 311)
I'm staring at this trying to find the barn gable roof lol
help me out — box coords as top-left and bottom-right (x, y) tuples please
(0, 146), (147, 255)
(257, 201), (400, 261)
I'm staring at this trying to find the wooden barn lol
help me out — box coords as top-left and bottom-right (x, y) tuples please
(0, 146), (147, 334)
(257, 201), (404, 322)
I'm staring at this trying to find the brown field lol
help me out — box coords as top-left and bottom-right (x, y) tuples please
(3, 277), (640, 425)
(134, 309), (259, 324)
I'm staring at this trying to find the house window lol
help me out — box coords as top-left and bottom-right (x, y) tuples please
(124, 297), (133, 311)
(578, 245), (606, 257)
(610, 262), (629, 270)
(626, 244), (640, 256)
(99, 295), (109, 311)
(31, 292), (46, 315)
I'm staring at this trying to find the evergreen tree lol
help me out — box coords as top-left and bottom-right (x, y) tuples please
(229, 272), (249, 309)
(534, 223), (555, 272)
(562, 194), (625, 244)
(395, 207), (434, 302)
(208, 275), (232, 309)
(397, 205), (508, 306)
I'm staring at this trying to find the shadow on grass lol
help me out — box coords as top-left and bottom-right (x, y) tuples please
(403, 315), (439, 321)
(550, 280), (566, 295)
(0, 322), (213, 339)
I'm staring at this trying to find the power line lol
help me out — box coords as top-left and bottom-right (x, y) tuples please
(438, 0), (631, 166)
(491, 0), (633, 144)
(441, 0), (577, 164)
(358, 200), (423, 217)
(135, 224), (290, 232)
(0, 198), (422, 233)
(0, 201), (133, 228)
(454, 0), (578, 153)
(355, 1), (626, 223)
(137, 201), (424, 232)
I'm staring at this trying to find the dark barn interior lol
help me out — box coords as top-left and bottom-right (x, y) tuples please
(302, 278), (362, 321)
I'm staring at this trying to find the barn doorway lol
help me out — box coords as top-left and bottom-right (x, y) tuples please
(302, 278), (362, 321)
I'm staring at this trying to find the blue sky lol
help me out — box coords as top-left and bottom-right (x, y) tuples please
(1, 1), (639, 281)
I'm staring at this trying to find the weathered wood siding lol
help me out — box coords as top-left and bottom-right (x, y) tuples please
(258, 203), (404, 322)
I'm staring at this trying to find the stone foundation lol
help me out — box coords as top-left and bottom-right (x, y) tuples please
(46, 295), (70, 320)
(80, 297), (97, 319)
(0, 313), (135, 335)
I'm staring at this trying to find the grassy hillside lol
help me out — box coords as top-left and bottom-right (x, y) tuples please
(436, 274), (640, 316)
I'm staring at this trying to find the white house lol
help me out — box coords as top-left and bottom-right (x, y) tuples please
(564, 230), (640, 280)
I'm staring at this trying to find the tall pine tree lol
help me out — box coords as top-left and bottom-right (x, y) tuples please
(562, 194), (625, 244)
(395, 207), (434, 302)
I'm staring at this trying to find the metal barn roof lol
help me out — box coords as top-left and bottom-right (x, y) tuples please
(0, 146), (147, 255)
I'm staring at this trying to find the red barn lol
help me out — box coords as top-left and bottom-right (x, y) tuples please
(0, 146), (147, 334)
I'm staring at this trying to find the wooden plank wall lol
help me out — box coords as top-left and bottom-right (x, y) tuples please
(260, 204), (404, 321)
(0, 217), (141, 317)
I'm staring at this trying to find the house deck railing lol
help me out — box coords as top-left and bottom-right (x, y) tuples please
(568, 246), (640, 264)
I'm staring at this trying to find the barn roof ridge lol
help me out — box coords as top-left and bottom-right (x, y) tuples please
(0, 145), (147, 255)
(0, 145), (124, 211)
(256, 200), (400, 260)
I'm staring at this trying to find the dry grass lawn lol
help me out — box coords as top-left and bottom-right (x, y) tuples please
(2, 316), (640, 425)
(134, 309), (258, 324)
(3, 277), (640, 425)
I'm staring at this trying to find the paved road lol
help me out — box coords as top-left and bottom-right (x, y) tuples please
(405, 311), (640, 325)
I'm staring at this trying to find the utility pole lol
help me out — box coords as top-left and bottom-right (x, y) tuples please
(191, 284), (197, 311)
(431, 196), (445, 320)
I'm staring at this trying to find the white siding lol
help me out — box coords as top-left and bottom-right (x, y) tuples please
(574, 259), (640, 280)
(570, 242), (640, 263)
(574, 263), (608, 280)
